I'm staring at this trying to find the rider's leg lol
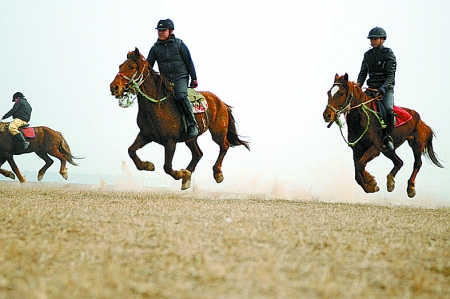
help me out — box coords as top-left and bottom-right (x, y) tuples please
(173, 78), (198, 137)
(382, 89), (395, 150)
(9, 118), (30, 150)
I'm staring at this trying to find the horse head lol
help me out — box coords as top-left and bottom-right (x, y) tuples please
(110, 47), (150, 106)
(323, 73), (368, 126)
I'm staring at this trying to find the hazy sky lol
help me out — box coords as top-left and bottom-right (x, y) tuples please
(1, 0), (449, 204)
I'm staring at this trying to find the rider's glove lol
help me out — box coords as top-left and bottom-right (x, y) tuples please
(190, 80), (198, 88)
(377, 86), (386, 95)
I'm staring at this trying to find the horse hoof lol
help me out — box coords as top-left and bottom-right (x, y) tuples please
(180, 169), (192, 190)
(214, 173), (224, 184)
(145, 162), (155, 171)
(387, 174), (395, 192)
(9, 173), (15, 180)
(407, 188), (416, 198)
(61, 173), (68, 180)
(38, 174), (44, 181)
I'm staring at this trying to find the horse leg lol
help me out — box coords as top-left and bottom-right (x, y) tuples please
(0, 157), (15, 180)
(185, 140), (203, 173)
(163, 141), (192, 190)
(353, 147), (380, 193)
(382, 150), (404, 192)
(35, 151), (55, 181)
(405, 140), (423, 198)
(128, 133), (155, 171)
(6, 157), (26, 183)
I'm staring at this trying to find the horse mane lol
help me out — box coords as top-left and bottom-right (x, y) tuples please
(127, 49), (173, 100)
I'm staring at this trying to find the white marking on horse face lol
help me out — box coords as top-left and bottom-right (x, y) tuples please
(330, 85), (340, 97)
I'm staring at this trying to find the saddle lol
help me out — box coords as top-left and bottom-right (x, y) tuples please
(365, 91), (412, 128)
(188, 88), (208, 114)
(20, 124), (36, 138)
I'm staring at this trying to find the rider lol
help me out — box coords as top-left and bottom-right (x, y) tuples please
(357, 26), (397, 151)
(147, 19), (199, 137)
(1, 92), (32, 149)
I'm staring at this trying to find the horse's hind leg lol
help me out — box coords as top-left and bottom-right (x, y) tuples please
(185, 140), (203, 173)
(35, 151), (55, 181)
(406, 140), (423, 198)
(382, 150), (404, 192)
(0, 157), (15, 180)
(163, 141), (192, 190)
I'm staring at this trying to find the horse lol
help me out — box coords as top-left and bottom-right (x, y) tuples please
(323, 73), (443, 198)
(109, 48), (250, 190)
(0, 122), (80, 183)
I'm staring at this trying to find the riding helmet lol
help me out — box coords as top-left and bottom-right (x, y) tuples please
(155, 19), (174, 30)
(367, 27), (387, 39)
(12, 92), (24, 101)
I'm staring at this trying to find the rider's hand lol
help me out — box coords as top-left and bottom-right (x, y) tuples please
(190, 80), (198, 88)
(377, 86), (386, 95)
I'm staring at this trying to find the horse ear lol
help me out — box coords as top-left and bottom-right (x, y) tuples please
(334, 73), (339, 82)
(134, 47), (140, 56)
(344, 73), (349, 82)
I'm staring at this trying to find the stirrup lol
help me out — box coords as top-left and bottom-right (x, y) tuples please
(23, 141), (30, 150)
(383, 136), (394, 150)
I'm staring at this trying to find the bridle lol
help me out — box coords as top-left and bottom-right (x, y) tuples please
(327, 82), (385, 147)
(326, 82), (354, 128)
(116, 57), (167, 107)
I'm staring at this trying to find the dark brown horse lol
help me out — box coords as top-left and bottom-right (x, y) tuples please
(323, 73), (443, 198)
(110, 48), (250, 190)
(0, 122), (80, 183)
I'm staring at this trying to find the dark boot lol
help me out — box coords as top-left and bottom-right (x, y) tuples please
(383, 113), (395, 150)
(15, 131), (30, 150)
(178, 97), (198, 137)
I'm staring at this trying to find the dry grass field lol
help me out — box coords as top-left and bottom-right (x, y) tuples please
(0, 182), (449, 299)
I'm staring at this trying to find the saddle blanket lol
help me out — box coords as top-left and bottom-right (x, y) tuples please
(370, 103), (412, 128)
(22, 127), (36, 138)
(188, 88), (208, 114)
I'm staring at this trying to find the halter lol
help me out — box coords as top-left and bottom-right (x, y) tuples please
(327, 82), (385, 147)
(117, 58), (167, 107)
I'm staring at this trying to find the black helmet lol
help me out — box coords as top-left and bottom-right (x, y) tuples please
(155, 19), (174, 30)
(12, 92), (24, 101)
(367, 27), (387, 39)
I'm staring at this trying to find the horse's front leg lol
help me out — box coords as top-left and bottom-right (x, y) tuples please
(0, 157), (15, 180)
(163, 140), (191, 190)
(185, 139), (203, 173)
(128, 133), (155, 171)
(353, 147), (380, 193)
(6, 157), (26, 183)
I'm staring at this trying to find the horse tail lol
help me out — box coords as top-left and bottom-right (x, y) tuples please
(59, 133), (80, 166)
(226, 105), (250, 150)
(422, 122), (444, 168)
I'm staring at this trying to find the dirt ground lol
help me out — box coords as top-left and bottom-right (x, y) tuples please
(0, 182), (449, 299)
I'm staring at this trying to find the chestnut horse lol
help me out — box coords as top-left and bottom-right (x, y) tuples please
(323, 73), (443, 198)
(110, 48), (250, 190)
(0, 122), (80, 183)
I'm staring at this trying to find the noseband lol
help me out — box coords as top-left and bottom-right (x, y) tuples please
(327, 82), (354, 119)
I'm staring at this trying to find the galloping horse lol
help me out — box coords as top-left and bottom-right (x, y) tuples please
(0, 122), (80, 183)
(323, 73), (443, 197)
(110, 48), (250, 190)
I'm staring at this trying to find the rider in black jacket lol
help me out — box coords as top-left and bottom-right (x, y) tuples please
(357, 27), (397, 151)
(147, 19), (199, 137)
(1, 92), (32, 149)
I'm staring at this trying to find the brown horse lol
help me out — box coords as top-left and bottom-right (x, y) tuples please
(0, 122), (80, 183)
(323, 73), (443, 198)
(110, 48), (250, 190)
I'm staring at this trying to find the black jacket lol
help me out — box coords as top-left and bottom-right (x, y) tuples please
(357, 45), (397, 89)
(147, 34), (197, 83)
(2, 98), (32, 122)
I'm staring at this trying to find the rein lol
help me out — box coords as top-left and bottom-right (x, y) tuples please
(329, 83), (385, 147)
(118, 60), (167, 107)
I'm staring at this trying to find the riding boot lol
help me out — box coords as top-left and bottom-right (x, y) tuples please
(383, 113), (395, 151)
(178, 97), (199, 137)
(15, 131), (30, 150)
